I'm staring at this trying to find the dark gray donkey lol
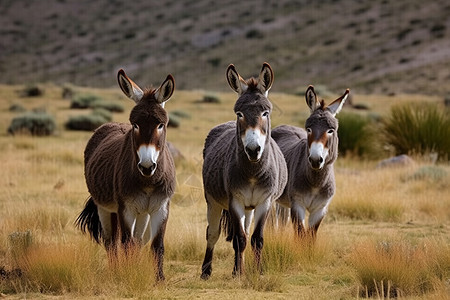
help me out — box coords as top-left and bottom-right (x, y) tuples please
(201, 63), (288, 279)
(272, 85), (349, 239)
(76, 69), (176, 281)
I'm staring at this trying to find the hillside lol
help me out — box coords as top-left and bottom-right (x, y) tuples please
(1, 0), (450, 95)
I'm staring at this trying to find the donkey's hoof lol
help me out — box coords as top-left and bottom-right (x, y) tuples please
(200, 272), (211, 280)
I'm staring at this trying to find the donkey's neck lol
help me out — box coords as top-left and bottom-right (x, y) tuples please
(307, 165), (334, 188)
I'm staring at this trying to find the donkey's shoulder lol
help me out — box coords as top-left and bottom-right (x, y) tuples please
(203, 121), (235, 158)
(272, 125), (306, 142)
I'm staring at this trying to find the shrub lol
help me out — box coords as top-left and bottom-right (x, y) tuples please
(91, 100), (124, 112)
(9, 103), (26, 113)
(202, 93), (221, 103)
(382, 102), (450, 160)
(21, 85), (44, 97)
(70, 94), (102, 109)
(65, 110), (111, 131)
(338, 112), (380, 158)
(8, 112), (56, 136)
(168, 113), (180, 128)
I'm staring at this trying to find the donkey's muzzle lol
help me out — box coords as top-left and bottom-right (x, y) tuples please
(245, 145), (261, 162)
(138, 162), (157, 177)
(308, 156), (324, 170)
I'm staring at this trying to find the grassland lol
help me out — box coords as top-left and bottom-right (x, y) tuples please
(0, 84), (449, 299)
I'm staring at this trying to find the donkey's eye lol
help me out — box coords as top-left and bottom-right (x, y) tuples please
(262, 111), (269, 117)
(306, 128), (312, 134)
(236, 112), (244, 118)
(157, 123), (164, 130)
(133, 124), (139, 130)
(327, 129), (334, 134)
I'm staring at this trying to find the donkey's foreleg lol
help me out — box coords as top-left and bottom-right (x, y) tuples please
(118, 204), (137, 252)
(97, 207), (118, 260)
(230, 200), (246, 277)
(251, 200), (271, 274)
(149, 201), (170, 281)
(291, 202), (307, 238)
(201, 200), (222, 280)
(134, 213), (150, 244)
(308, 204), (328, 240)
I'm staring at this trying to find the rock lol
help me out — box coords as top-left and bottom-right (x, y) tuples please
(376, 154), (415, 168)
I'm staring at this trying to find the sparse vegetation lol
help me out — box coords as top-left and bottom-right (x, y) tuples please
(0, 85), (448, 299)
(66, 109), (112, 131)
(8, 111), (56, 136)
(383, 102), (450, 160)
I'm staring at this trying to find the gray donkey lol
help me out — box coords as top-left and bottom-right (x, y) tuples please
(201, 63), (287, 279)
(272, 85), (349, 239)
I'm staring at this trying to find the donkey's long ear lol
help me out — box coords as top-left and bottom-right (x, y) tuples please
(155, 74), (175, 108)
(257, 62), (274, 95)
(227, 64), (248, 95)
(305, 85), (320, 113)
(326, 89), (349, 116)
(117, 69), (144, 103)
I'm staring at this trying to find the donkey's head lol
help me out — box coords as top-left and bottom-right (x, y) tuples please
(117, 69), (175, 177)
(305, 86), (349, 170)
(227, 63), (274, 162)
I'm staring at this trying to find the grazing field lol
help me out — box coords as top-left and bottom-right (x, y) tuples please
(0, 84), (448, 299)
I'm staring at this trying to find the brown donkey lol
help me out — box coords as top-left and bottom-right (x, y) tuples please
(272, 86), (349, 239)
(201, 63), (287, 279)
(76, 69), (176, 281)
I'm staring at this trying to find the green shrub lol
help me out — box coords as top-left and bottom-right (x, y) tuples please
(338, 112), (380, 157)
(170, 110), (191, 119)
(21, 85), (44, 97)
(168, 113), (180, 128)
(70, 93), (124, 112)
(202, 93), (221, 103)
(9, 103), (26, 113)
(70, 94), (102, 109)
(91, 100), (124, 112)
(8, 112), (56, 136)
(65, 111), (111, 131)
(383, 102), (450, 160)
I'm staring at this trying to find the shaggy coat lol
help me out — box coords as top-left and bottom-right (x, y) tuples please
(272, 86), (349, 238)
(201, 63), (287, 279)
(76, 70), (175, 281)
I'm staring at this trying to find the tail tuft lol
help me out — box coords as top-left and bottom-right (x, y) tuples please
(220, 210), (233, 242)
(75, 197), (102, 244)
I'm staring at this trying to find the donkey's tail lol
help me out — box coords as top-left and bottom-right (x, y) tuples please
(75, 196), (102, 244)
(220, 209), (233, 242)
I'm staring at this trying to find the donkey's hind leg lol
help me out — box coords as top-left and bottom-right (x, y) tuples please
(201, 197), (222, 280)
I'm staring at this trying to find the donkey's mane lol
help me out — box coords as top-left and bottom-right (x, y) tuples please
(141, 88), (158, 101)
(319, 99), (325, 109)
(245, 78), (259, 91)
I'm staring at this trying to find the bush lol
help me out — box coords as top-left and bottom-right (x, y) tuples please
(168, 113), (180, 128)
(382, 102), (450, 160)
(65, 110), (111, 131)
(70, 94), (102, 109)
(70, 93), (124, 112)
(338, 112), (380, 157)
(21, 85), (44, 97)
(8, 112), (56, 136)
(9, 103), (26, 113)
(202, 93), (221, 103)
(91, 100), (124, 112)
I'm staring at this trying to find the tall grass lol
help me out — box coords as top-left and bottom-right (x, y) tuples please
(383, 102), (450, 160)
(349, 238), (450, 298)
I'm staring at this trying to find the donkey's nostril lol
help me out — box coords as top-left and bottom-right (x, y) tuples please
(138, 162), (157, 176)
(319, 157), (324, 163)
(245, 146), (261, 161)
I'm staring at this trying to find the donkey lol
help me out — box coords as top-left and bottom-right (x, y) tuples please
(272, 85), (349, 239)
(75, 69), (176, 281)
(201, 63), (287, 279)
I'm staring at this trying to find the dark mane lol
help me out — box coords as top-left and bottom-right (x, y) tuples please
(142, 88), (158, 101)
(245, 78), (259, 91)
(319, 99), (325, 109)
